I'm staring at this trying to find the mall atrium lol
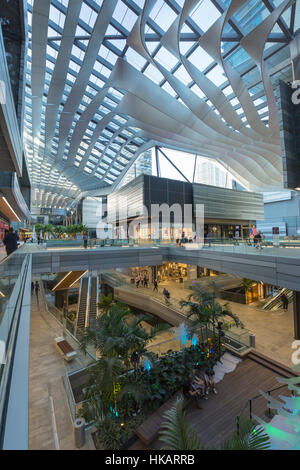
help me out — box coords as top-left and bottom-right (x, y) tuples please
(1, 0), (300, 453)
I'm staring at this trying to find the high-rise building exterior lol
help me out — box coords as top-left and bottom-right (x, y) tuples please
(194, 158), (234, 189)
(118, 150), (152, 189)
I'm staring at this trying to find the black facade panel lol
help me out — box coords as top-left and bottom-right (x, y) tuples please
(276, 80), (300, 189)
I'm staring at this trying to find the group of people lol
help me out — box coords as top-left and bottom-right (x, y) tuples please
(183, 367), (217, 409)
(134, 272), (149, 288)
(176, 232), (197, 247)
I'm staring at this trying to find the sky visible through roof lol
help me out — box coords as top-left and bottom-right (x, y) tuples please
(24, 0), (297, 208)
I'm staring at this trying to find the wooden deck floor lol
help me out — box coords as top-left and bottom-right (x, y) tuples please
(130, 358), (291, 450)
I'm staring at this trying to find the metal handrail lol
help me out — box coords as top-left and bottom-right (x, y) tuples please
(236, 383), (289, 434)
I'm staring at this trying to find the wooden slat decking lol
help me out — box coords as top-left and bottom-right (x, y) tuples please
(130, 357), (296, 450)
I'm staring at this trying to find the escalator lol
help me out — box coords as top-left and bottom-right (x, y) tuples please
(88, 276), (98, 328)
(75, 277), (89, 334)
(262, 288), (293, 311)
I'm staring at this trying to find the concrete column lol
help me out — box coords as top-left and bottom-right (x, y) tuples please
(293, 291), (300, 340)
(290, 33), (300, 81)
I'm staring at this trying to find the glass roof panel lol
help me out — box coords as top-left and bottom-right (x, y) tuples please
(25, 0), (294, 207)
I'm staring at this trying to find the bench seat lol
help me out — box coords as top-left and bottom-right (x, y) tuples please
(54, 336), (77, 362)
(136, 391), (192, 446)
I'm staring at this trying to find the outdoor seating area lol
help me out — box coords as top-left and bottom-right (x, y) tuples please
(136, 390), (192, 446)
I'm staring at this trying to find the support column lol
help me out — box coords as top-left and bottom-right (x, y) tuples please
(290, 33), (300, 81)
(293, 291), (300, 340)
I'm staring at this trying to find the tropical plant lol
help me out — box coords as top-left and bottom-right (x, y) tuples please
(80, 355), (125, 422)
(222, 415), (271, 450)
(239, 278), (254, 294)
(67, 310), (76, 322)
(159, 400), (270, 451)
(66, 224), (76, 236)
(35, 223), (44, 235)
(53, 225), (64, 238)
(180, 284), (244, 340)
(159, 397), (203, 450)
(43, 224), (53, 239)
(80, 302), (170, 373)
(98, 293), (113, 312)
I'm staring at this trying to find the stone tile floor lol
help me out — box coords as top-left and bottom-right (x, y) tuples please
(29, 286), (92, 450)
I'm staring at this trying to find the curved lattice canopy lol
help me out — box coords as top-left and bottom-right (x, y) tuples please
(24, 0), (299, 209)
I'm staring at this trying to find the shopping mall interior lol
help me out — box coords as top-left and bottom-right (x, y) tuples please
(1, 0), (300, 453)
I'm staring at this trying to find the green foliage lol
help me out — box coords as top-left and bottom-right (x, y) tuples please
(239, 278), (254, 294)
(159, 398), (203, 450)
(98, 293), (113, 312)
(67, 310), (76, 322)
(53, 225), (64, 237)
(44, 223), (53, 233)
(222, 416), (271, 450)
(125, 343), (214, 407)
(35, 223), (44, 234)
(94, 413), (145, 450)
(80, 302), (170, 366)
(180, 284), (244, 338)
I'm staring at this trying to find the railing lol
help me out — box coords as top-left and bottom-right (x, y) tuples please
(0, 250), (32, 449)
(236, 383), (289, 434)
(102, 271), (253, 352)
(42, 237), (300, 255)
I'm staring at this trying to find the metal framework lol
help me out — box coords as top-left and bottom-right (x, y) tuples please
(23, 0), (300, 209)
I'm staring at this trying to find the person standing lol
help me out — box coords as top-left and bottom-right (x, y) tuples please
(281, 293), (289, 311)
(83, 233), (88, 249)
(35, 281), (40, 299)
(3, 227), (18, 257)
(153, 279), (158, 292)
(31, 281), (35, 295)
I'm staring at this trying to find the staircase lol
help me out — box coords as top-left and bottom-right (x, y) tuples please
(52, 271), (86, 291)
(75, 277), (89, 335)
(247, 350), (299, 378)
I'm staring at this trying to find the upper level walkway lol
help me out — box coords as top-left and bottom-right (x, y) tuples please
(19, 242), (300, 292)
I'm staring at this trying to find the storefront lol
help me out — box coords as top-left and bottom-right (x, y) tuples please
(0, 217), (9, 241)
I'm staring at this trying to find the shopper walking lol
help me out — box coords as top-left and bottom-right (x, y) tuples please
(31, 281), (34, 295)
(163, 288), (170, 305)
(35, 281), (40, 299)
(153, 279), (158, 292)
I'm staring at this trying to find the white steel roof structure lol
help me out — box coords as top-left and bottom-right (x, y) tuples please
(24, 0), (299, 209)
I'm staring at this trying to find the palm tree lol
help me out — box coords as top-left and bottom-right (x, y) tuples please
(159, 399), (270, 450)
(53, 225), (64, 238)
(98, 293), (113, 312)
(44, 224), (53, 240)
(66, 224), (76, 237)
(239, 278), (255, 303)
(222, 415), (271, 450)
(35, 223), (44, 235)
(180, 284), (244, 341)
(159, 398), (203, 450)
(80, 302), (169, 372)
(240, 278), (254, 294)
